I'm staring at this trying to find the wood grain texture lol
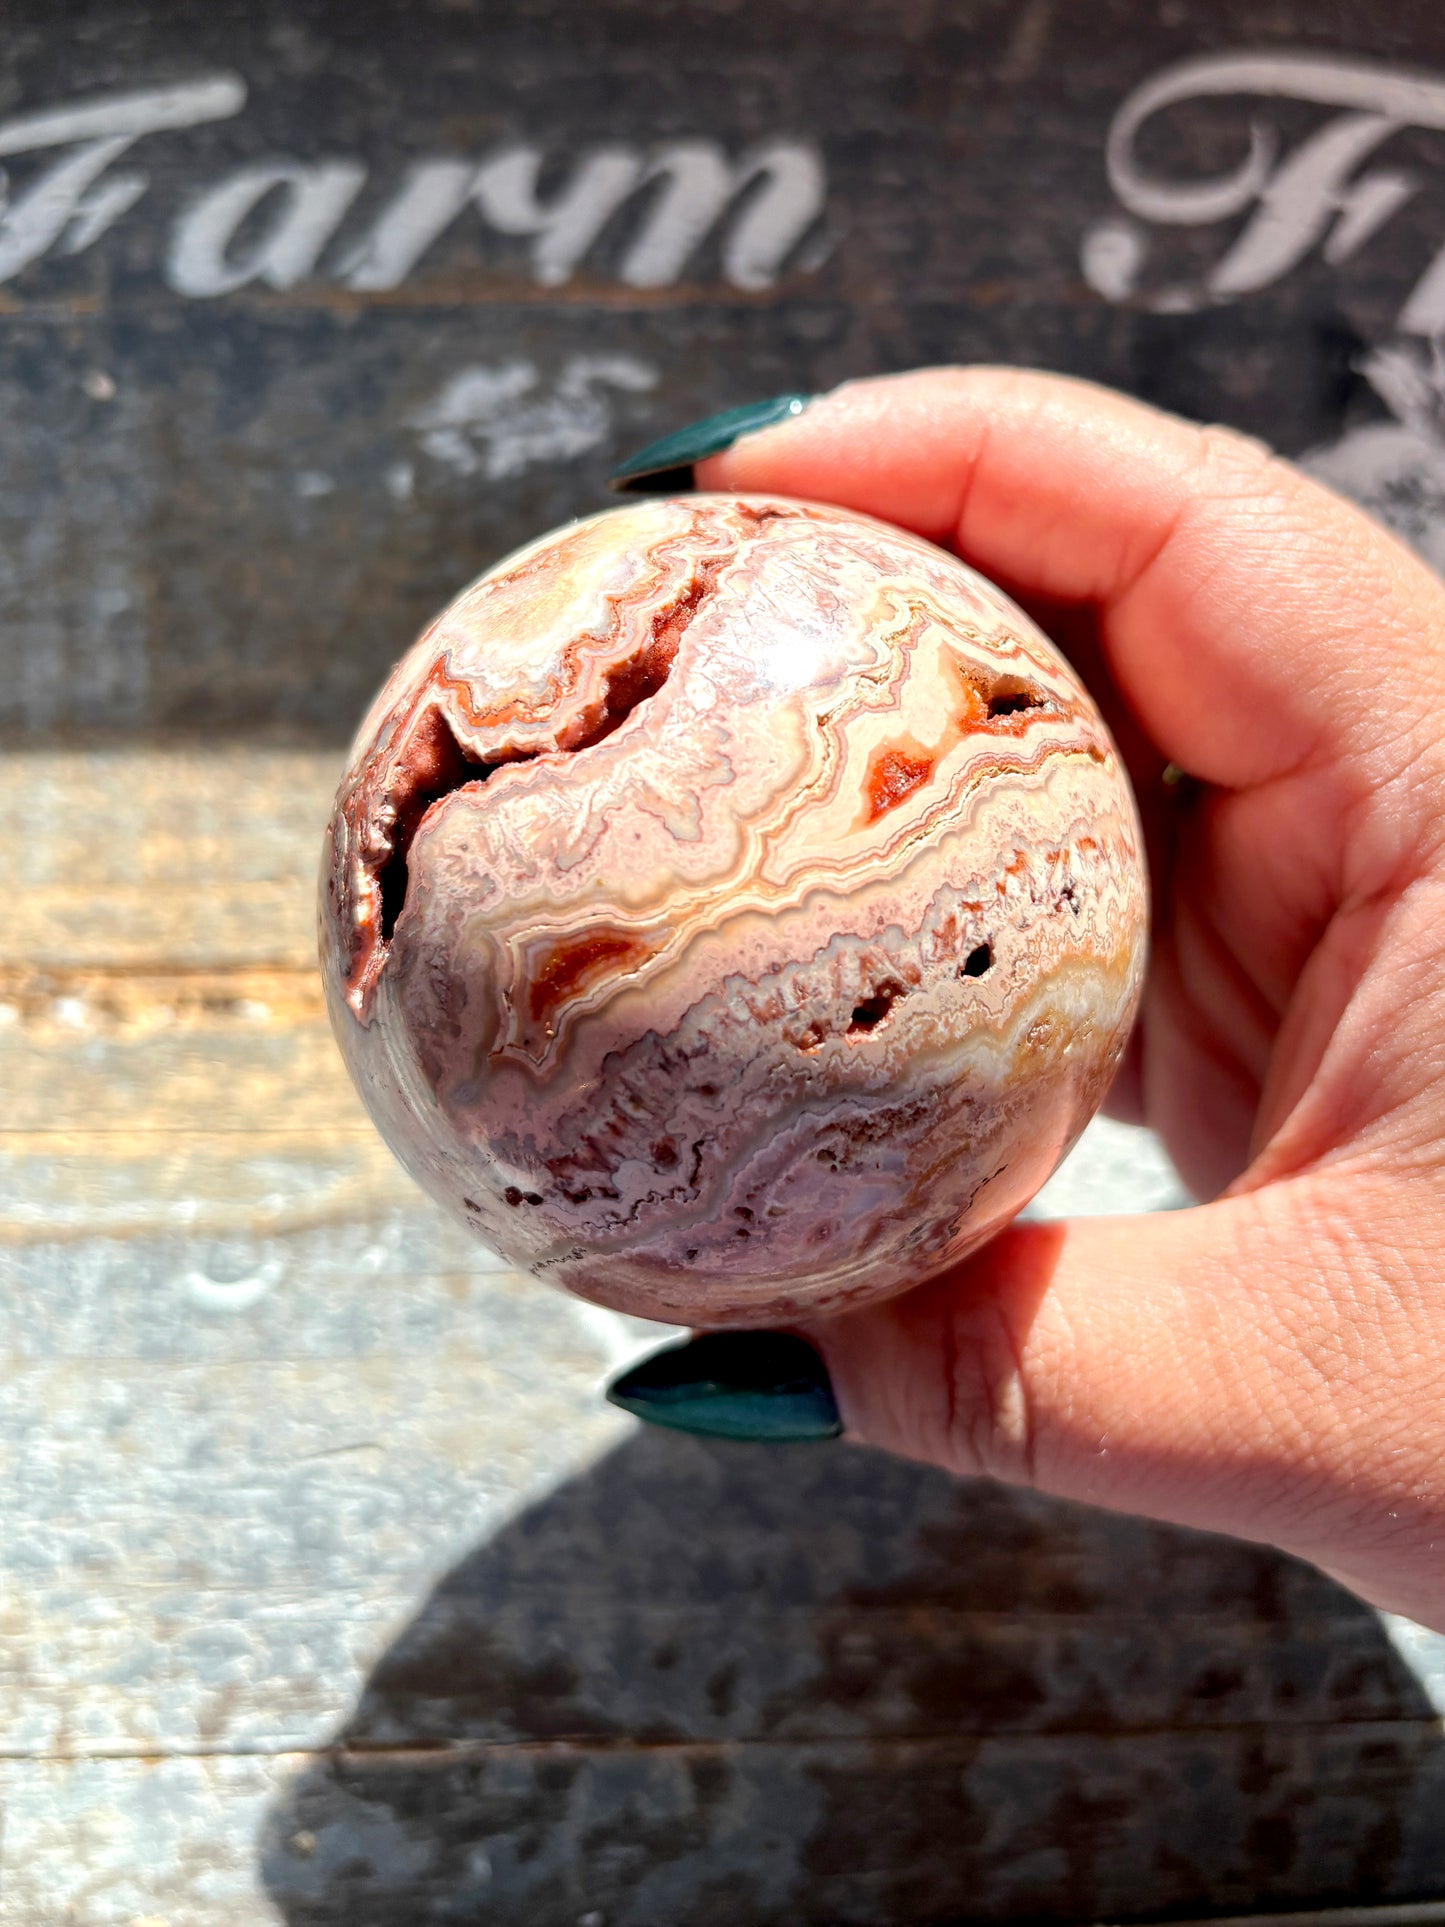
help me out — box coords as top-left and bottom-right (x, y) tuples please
(0, 745), (338, 969)
(0, 747), (421, 1243)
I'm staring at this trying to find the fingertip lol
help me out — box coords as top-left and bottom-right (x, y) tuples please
(699, 370), (983, 541)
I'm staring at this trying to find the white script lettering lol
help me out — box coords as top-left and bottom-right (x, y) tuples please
(1083, 51), (1445, 332)
(0, 77), (827, 296)
(169, 161), (367, 295)
(0, 77), (245, 283)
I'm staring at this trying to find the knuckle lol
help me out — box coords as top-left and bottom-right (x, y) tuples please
(941, 1299), (1040, 1485)
(1192, 420), (1287, 502)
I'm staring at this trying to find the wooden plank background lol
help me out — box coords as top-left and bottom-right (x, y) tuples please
(8, 0), (1445, 1919)
(3, 0), (1445, 740)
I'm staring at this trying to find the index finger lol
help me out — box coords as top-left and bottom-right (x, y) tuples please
(699, 367), (1445, 794)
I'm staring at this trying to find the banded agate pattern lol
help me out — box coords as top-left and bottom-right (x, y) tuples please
(320, 495), (1147, 1324)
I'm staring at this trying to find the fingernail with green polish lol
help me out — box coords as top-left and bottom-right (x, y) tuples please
(608, 394), (811, 493)
(606, 1330), (841, 1442)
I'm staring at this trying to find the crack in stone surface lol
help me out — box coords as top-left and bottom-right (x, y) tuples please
(362, 558), (724, 983)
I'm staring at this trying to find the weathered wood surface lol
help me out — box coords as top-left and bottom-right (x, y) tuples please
(4, 0), (1445, 736)
(2, 742), (1445, 1923)
(0, 745), (408, 1244)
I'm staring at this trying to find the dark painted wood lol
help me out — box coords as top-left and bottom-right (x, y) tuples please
(3, 0), (1445, 736)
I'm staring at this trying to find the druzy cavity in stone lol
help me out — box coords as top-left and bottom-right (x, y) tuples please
(320, 495), (1147, 1325)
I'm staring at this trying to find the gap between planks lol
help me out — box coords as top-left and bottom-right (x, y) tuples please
(3, 1718), (1444, 1767)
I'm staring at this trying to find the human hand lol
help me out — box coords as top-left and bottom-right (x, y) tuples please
(611, 368), (1445, 1629)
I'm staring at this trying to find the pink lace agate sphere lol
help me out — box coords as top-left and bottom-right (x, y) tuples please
(320, 495), (1147, 1325)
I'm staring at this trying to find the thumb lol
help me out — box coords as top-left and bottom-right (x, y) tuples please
(805, 1177), (1429, 1592)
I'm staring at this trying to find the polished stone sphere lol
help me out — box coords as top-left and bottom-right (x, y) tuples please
(320, 495), (1147, 1324)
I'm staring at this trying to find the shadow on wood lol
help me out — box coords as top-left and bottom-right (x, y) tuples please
(257, 1431), (1445, 1925)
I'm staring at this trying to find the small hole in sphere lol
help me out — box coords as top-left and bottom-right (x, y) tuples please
(987, 686), (1044, 718)
(848, 985), (901, 1034)
(960, 943), (993, 979)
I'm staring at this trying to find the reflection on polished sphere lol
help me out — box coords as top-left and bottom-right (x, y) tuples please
(320, 495), (1147, 1325)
